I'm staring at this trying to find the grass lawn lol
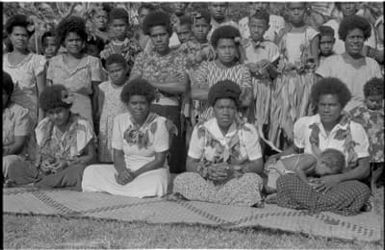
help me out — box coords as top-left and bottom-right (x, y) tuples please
(3, 214), (383, 249)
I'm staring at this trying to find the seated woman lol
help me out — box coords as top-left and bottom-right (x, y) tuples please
(268, 77), (371, 215)
(82, 78), (171, 198)
(7, 85), (96, 190)
(173, 80), (264, 207)
(3, 71), (32, 182)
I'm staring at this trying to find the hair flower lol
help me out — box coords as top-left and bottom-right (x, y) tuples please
(61, 90), (74, 104)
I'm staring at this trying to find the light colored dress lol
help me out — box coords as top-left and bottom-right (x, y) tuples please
(192, 61), (252, 123)
(2, 103), (32, 178)
(3, 53), (47, 125)
(47, 54), (103, 127)
(173, 118), (264, 207)
(82, 112), (170, 198)
(98, 81), (127, 162)
(316, 54), (382, 111)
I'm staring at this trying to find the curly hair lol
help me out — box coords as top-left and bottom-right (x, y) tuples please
(320, 148), (345, 174)
(120, 78), (156, 104)
(250, 9), (270, 25)
(311, 77), (352, 108)
(3, 71), (14, 98)
(364, 77), (384, 97)
(338, 15), (371, 41)
(208, 80), (241, 107)
(138, 3), (157, 15)
(319, 25), (335, 38)
(109, 7), (129, 24)
(41, 30), (56, 47)
(105, 53), (128, 68)
(39, 85), (72, 112)
(210, 25), (241, 48)
(5, 14), (33, 37)
(56, 16), (87, 46)
(142, 11), (172, 36)
(179, 15), (192, 28)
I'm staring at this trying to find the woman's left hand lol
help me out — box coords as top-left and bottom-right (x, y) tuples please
(314, 175), (342, 193)
(51, 160), (69, 173)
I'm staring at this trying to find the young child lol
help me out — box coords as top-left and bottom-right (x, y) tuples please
(350, 77), (384, 190)
(269, 2), (319, 150)
(265, 148), (345, 193)
(238, 3), (285, 44)
(240, 10), (280, 146)
(100, 8), (141, 72)
(318, 25), (336, 65)
(41, 30), (57, 60)
(178, 10), (215, 125)
(97, 54), (129, 163)
(176, 16), (193, 44)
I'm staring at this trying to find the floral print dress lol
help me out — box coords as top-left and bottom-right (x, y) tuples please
(173, 118), (264, 207)
(350, 105), (384, 163)
(97, 81), (127, 163)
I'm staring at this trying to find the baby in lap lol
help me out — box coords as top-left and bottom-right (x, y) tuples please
(265, 148), (345, 193)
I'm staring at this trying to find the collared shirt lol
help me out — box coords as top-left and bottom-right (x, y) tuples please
(238, 15), (285, 43)
(188, 118), (262, 162)
(294, 114), (369, 166)
(242, 40), (280, 64)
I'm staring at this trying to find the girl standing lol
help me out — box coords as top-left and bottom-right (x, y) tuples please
(3, 15), (47, 125)
(269, 2), (319, 150)
(97, 54), (129, 163)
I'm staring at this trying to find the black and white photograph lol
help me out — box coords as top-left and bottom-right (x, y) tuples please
(2, 1), (384, 249)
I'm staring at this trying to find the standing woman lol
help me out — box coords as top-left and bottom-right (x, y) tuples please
(191, 25), (253, 124)
(47, 16), (103, 128)
(3, 14), (47, 125)
(316, 15), (382, 112)
(129, 11), (188, 173)
(82, 79), (170, 198)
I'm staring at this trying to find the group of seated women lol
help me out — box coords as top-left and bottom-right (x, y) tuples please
(3, 71), (377, 216)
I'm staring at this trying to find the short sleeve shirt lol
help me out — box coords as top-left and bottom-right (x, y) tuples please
(188, 118), (262, 163)
(111, 112), (170, 171)
(3, 103), (32, 145)
(293, 114), (370, 167)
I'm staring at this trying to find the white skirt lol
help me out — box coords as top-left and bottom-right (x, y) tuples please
(82, 164), (169, 198)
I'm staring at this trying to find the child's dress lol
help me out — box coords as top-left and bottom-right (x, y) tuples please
(350, 105), (384, 164)
(269, 26), (319, 149)
(98, 81), (127, 162)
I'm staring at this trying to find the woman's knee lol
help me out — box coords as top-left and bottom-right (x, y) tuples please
(173, 172), (202, 188)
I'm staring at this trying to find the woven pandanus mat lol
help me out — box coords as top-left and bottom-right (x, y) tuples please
(3, 187), (383, 242)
